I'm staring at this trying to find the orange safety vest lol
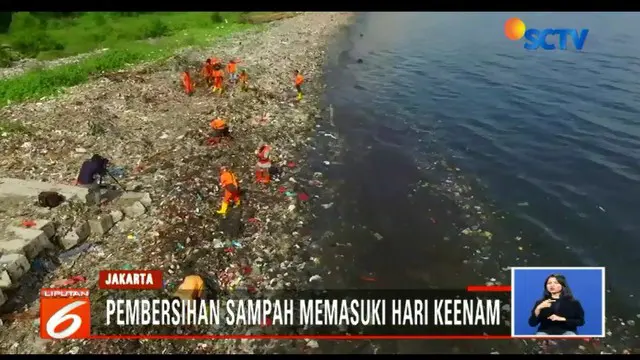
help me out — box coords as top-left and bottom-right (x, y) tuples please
(256, 145), (271, 169)
(182, 72), (192, 88)
(210, 118), (226, 130)
(295, 74), (304, 86)
(227, 62), (237, 74)
(220, 170), (239, 193)
(202, 64), (213, 78)
(173, 275), (205, 300)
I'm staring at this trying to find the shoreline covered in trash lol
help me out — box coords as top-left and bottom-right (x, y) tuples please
(0, 12), (354, 354)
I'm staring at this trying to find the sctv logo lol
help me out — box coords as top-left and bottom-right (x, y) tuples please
(504, 17), (589, 50)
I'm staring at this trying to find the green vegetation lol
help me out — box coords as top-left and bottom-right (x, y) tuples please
(0, 12), (297, 107)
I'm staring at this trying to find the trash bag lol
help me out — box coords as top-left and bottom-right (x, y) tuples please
(37, 191), (65, 208)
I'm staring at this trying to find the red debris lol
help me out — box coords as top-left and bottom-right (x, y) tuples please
(51, 276), (87, 287)
(21, 219), (36, 228)
(287, 161), (296, 168)
(278, 186), (286, 193)
(206, 137), (221, 145)
(430, 217), (437, 224)
(297, 193), (310, 201)
(224, 247), (235, 253)
(242, 266), (252, 275)
(360, 276), (377, 282)
(260, 316), (273, 327)
(247, 218), (260, 223)
(247, 285), (257, 294)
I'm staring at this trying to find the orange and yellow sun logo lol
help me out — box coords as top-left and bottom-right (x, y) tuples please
(504, 17), (526, 41)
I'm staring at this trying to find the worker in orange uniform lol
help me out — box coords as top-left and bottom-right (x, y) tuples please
(210, 117), (232, 139)
(181, 70), (193, 96)
(255, 144), (272, 184)
(202, 59), (213, 87)
(172, 275), (206, 301)
(226, 59), (238, 83)
(217, 166), (241, 216)
(294, 70), (304, 101)
(239, 70), (249, 91)
(212, 63), (224, 95)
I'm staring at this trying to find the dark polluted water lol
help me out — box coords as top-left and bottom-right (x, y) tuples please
(307, 12), (640, 354)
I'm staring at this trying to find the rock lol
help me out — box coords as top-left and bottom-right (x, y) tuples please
(110, 210), (124, 223)
(2, 226), (53, 259)
(60, 232), (82, 250)
(74, 222), (91, 242)
(0, 253), (30, 281)
(123, 201), (146, 218)
(88, 215), (115, 235)
(0, 270), (12, 289)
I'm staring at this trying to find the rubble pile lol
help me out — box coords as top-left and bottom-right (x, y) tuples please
(0, 12), (354, 354)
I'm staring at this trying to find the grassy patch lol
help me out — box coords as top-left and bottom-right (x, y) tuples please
(0, 12), (299, 107)
(0, 16), (286, 107)
(0, 12), (255, 61)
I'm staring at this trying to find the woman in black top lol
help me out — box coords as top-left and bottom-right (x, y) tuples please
(528, 273), (585, 335)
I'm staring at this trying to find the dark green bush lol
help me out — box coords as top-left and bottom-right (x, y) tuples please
(9, 31), (64, 57)
(210, 12), (224, 23)
(139, 18), (170, 39)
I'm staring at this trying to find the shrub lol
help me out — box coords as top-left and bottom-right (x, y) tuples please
(0, 46), (14, 67)
(210, 12), (224, 24)
(9, 12), (45, 33)
(9, 30), (64, 57)
(139, 18), (170, 39)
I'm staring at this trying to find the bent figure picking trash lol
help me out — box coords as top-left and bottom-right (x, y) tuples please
(294, 70), (304, 101)
(217, 166), (241, 217)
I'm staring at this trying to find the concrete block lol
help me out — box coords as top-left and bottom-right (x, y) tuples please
(0, 253), (30, 281)
(4, 226), (53, 259)
(0, 239), (28, 257)
(0, 288), (6, 307)
(138, 193), (152, 208)
(88, 215), (114, 236)
(33, 219), (56, 239)
(0, 178), (88, 203)
(123, 201), (146, 218)
(110, 210), (124, 223)
(0, 270), (11, 289)
(60, 232), (81, 250)
(74, 222), (91, 242)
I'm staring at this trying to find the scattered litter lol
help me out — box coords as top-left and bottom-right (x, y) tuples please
(517, 202), (529, 207)
(598, 206), (606, 212)
(297, 193), (310, 201)
(231, 240), (242, 248)
(308, 275), (322, 283)
(321, 202), (333, 209)
(361, 276), (377, 282)
(372, 232), (383, 241)
(51, 275), (87, 287)
(21, 219), (36, 228)
(287, 161), (296, 168)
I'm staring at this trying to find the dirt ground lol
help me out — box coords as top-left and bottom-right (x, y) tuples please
(0, 12), (354, 354)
